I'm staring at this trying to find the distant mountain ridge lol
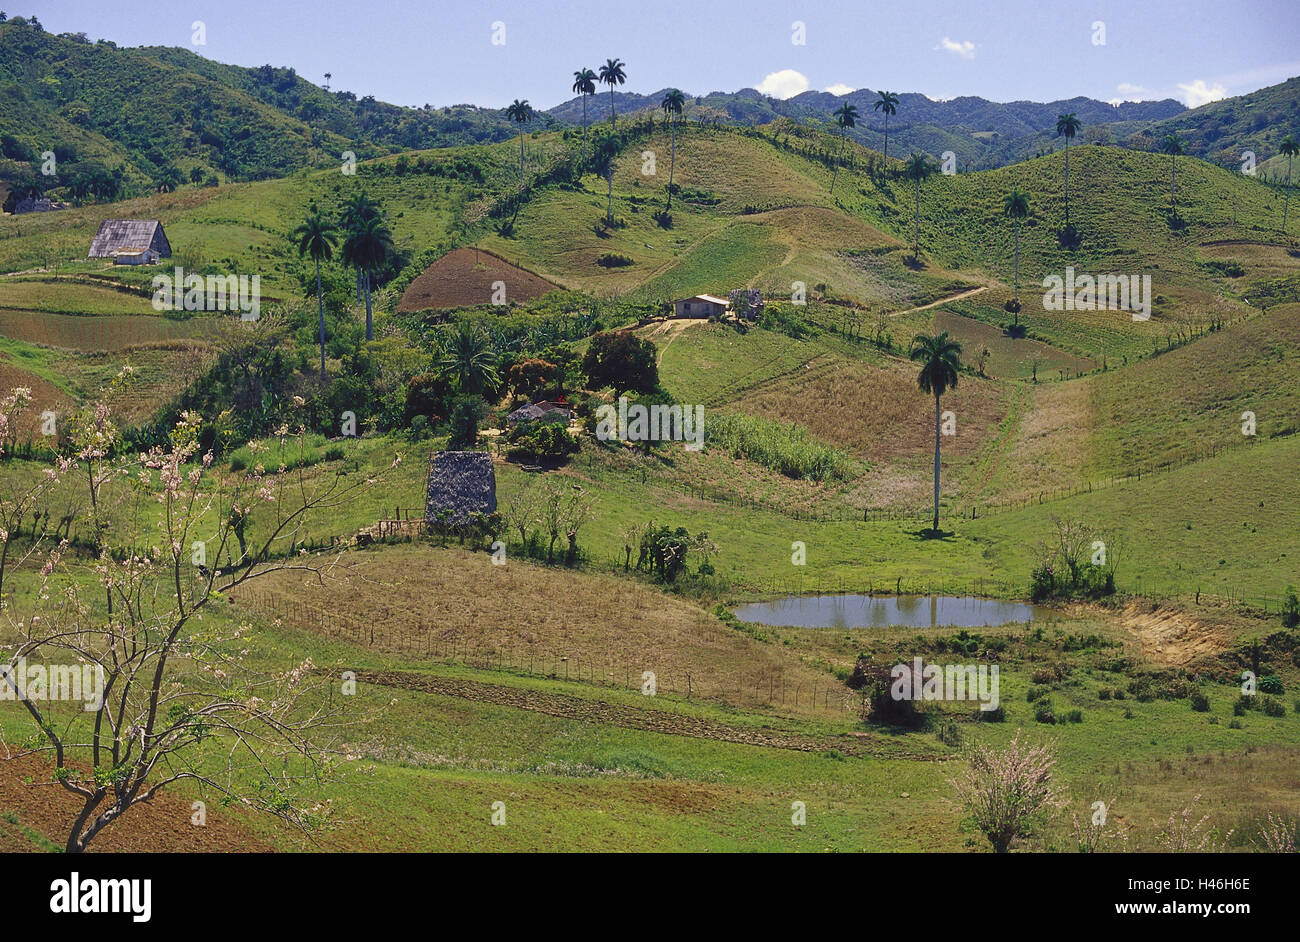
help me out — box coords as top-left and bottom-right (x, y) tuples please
(1, 14), (1296, 200)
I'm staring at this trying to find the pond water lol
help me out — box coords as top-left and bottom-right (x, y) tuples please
(731, 594), (1048, 629)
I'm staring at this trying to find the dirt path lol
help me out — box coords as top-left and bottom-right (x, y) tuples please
(642, 317), (705, 366)
(349, 668), (951, 761)
(888, 285), (989, 318)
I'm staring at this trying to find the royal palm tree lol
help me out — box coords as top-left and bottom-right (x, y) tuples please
(598, 58), (627, 129)
(1003, 188), (1031, 320)
(830, 102), (858, 195)
(1055, 113), (1082, 227)
(1279, 134), (1298, 232)
(902, 152), (937, 258)
(661, 88), (685, 208)
(1160, 133), (1186, 214)
(874, 90), (899, 163)
(572, 68), (598, 163)
(291, 210), (337, 380)
(910, 331), (963, 533)
(591, 131), (619, 225)
(341, 191), (380, 307)
(438, 322), (500, 396)
(342, 214), (393, 342)
(505, 99), (534, 190)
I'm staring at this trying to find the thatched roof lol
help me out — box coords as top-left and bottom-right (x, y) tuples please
(425, 451), (496, 525)
(88, 219), (171, 258)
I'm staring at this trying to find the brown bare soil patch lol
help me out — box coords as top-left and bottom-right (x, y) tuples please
(397, 247), (559, 312)
(0, 753), (272, 852)
(1075, 599), (1234, 668)
(730, 355), (1005, 463)
(234, 544), (845, 716)
(0, 359), (74, 438)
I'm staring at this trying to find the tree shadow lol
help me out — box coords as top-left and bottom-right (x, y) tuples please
(908, 526), (956, 541)
(903, 254), (926, 271)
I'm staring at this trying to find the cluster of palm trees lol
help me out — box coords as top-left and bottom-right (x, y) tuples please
(292, 194), (394, 379)
(829, 91), (900, 196)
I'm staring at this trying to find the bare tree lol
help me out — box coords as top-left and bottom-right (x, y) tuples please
(1, 394), (393, 852)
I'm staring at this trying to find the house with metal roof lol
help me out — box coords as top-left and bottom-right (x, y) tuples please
(87, 219), (171, 262)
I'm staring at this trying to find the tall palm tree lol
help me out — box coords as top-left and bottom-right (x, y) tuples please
(902, 153), (937, 258)
(1160, 133), (1186, 214)
(505, 99), (534, 190)
(598, 58), (626, 129)
(572, 68), (597, 164)
(874, 90), (899, 163)
(1279, 134), (1298, 232)
(1003, 189), (1031, 321)
(342, 214), (393, 342)
(1055, 113), (1082, 227)
(830, 102), (858, 195)
(661, 88), (686, 208)
(291, 210), (337, 380)
(591, 131), (619, 225)
(341, 191), (380, 308)
(437, 322), (500, 396)
(910, 331), (963, 533)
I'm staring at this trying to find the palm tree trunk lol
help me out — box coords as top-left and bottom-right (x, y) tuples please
(364, 269), (373, 341)
(1171, 157), (1177, 212)
(883, 114), (889, 164)
(581, 95), (588, 164)
(609, 86), (616, 129)
(1064, 139), (1070, 226)
(914, 178), (921, 256)
(1013, 220), (1020, 322)
(831, 131), (844, 195)
(316, 256), (326, 380)
(667, 121), (676, 209)
(519, 130), (525, 191)
(1284, 156), (1292, 231)
(933, 392), (941, 531)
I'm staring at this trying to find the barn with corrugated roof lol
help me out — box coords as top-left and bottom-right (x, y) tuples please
(87, 219), (171, 262)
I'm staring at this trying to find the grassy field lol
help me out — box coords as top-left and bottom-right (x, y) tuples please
(3, 119), (1300, 854)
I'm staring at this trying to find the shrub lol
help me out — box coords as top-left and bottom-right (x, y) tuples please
(1228, 719), (1243, 729)
(1258, 674), (1284, 695)
(1262, 697), (1286, 717)
(977, 704), (1006, 722)
(506, 423), (579, 464)
(1029, 564), (1055, 602)
(596, 253), (634, 268)
(1190, 691), (1210, 712)
(1064, 709), (1083, 724)
(1233, 699), (1248, 716)
(1034, 700), (1057, 724)
(947, 732), (1065, 853)
(1098, 688), (1112, 701)
(323, 445), (345, 462)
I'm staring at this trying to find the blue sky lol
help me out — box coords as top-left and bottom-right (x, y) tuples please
(24, 0), (1300, 110)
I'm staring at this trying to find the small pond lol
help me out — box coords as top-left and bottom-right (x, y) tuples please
(731, 594), (1049, 629)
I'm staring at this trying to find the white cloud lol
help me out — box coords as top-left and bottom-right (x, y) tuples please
(1108, 83), (1151, 105)
(824, 83), (855, 96)
(1177, 79), (1228, 108)
(936, 37), (976, 60)
(755, 69), (810, 100)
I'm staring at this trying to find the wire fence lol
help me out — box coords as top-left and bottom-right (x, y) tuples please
(234, 587), (860, 717)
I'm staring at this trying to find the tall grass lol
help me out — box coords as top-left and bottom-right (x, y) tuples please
(704, 412), (852, 481)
